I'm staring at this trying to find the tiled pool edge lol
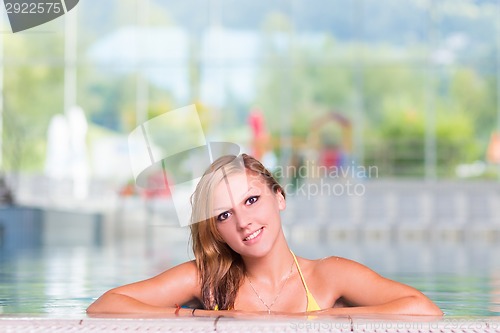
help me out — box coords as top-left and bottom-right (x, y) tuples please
(0, 316), (499, 332)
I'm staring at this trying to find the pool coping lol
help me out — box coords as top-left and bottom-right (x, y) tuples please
(0, 314), (499, 332)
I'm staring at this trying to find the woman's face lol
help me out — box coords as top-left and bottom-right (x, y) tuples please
(212, 171), (285, 258)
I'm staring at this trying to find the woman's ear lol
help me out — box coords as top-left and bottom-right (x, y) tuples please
(276, 190), (286, 211)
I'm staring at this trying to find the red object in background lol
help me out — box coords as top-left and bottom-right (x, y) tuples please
(320, 148), (341, 168)
(487, 132), (500, 164)
(142, 170), (171, 198)
(119, 183), (136, 196)
(119, 170), (171, 198)
(248, 109), (265, 138)
(248, 109), (269, 160)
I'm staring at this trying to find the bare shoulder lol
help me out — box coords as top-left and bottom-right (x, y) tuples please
(292, 255), (356, 283)
(294, 255), (354, 272)
(293, 255), (442, 314)
(160, 260), (198, 275)
(312, 256), (417, 297)
(318, 256), (367, 266)
(313, 256), (356, 270)
(312, 256), (379, 280)
(294, 255), (357, 306)
(153, 260), (200, 286)
(292, 254), (381, 288)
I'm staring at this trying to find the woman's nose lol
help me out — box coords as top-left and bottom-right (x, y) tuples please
(234, 209), (253, 229)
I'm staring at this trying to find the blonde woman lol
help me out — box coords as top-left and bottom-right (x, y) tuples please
(87, 154), (442, 316)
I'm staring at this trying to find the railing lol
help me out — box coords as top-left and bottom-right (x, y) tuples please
(282, 180), (500, 243)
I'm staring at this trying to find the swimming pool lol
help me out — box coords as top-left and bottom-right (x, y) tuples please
(1, 234), (498, 317)
(1, 181), (500, 333)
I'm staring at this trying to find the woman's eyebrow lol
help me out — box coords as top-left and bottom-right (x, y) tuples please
(213, 187), (255, 212)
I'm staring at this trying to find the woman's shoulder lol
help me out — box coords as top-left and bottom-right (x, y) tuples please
(173, 260), (198, 271)
(151, 260), (202, 298)
(295, 255), (342, 275)
(158, 260), (198, 276)
(152, 260), (200, 286)
(295, 255), (355, 303)
(304, 255), (372, 278)
(316, 255), (357, 267)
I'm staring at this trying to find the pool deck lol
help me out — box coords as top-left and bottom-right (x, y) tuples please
(1, 315), (499, 332)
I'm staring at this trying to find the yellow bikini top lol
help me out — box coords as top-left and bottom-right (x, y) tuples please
(290, 251), (321, 312)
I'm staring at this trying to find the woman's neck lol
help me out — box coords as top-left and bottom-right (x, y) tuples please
(242, 233), (294, 287)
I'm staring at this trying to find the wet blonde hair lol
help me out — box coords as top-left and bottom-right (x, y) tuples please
(189, 153), (284, 310)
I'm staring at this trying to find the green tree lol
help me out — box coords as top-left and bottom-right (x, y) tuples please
(2, 28), (64, 171)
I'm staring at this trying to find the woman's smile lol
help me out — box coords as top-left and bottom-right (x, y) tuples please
(243, 226), (264, 243)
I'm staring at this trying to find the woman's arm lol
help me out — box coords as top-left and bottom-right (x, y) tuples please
(86, 261), (201, 315)
(313, 257), (443, 316)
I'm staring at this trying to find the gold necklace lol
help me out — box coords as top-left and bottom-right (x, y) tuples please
(246, 259), (295, 314)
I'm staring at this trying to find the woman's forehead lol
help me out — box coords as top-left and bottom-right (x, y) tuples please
(212, 172), (266, 207)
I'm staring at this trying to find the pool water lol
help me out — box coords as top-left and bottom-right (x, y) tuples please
(1, 236), (499, 317)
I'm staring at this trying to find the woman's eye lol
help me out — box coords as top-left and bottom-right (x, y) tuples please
(217, 211), (231, 222)
(245, 196), (259, 205)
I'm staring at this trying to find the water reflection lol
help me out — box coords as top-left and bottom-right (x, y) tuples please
(491, 270), (500, 314)
(0, 239), (499, 316)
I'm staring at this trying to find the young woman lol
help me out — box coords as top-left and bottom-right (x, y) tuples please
(87, 154), (442, 316)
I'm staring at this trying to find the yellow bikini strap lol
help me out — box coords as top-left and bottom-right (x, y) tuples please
(290, 250), (312, 294)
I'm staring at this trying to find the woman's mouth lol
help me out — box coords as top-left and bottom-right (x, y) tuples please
(243, 227), (264, 241)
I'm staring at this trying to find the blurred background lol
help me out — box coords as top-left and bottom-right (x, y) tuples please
(0, 0), (499, 317)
